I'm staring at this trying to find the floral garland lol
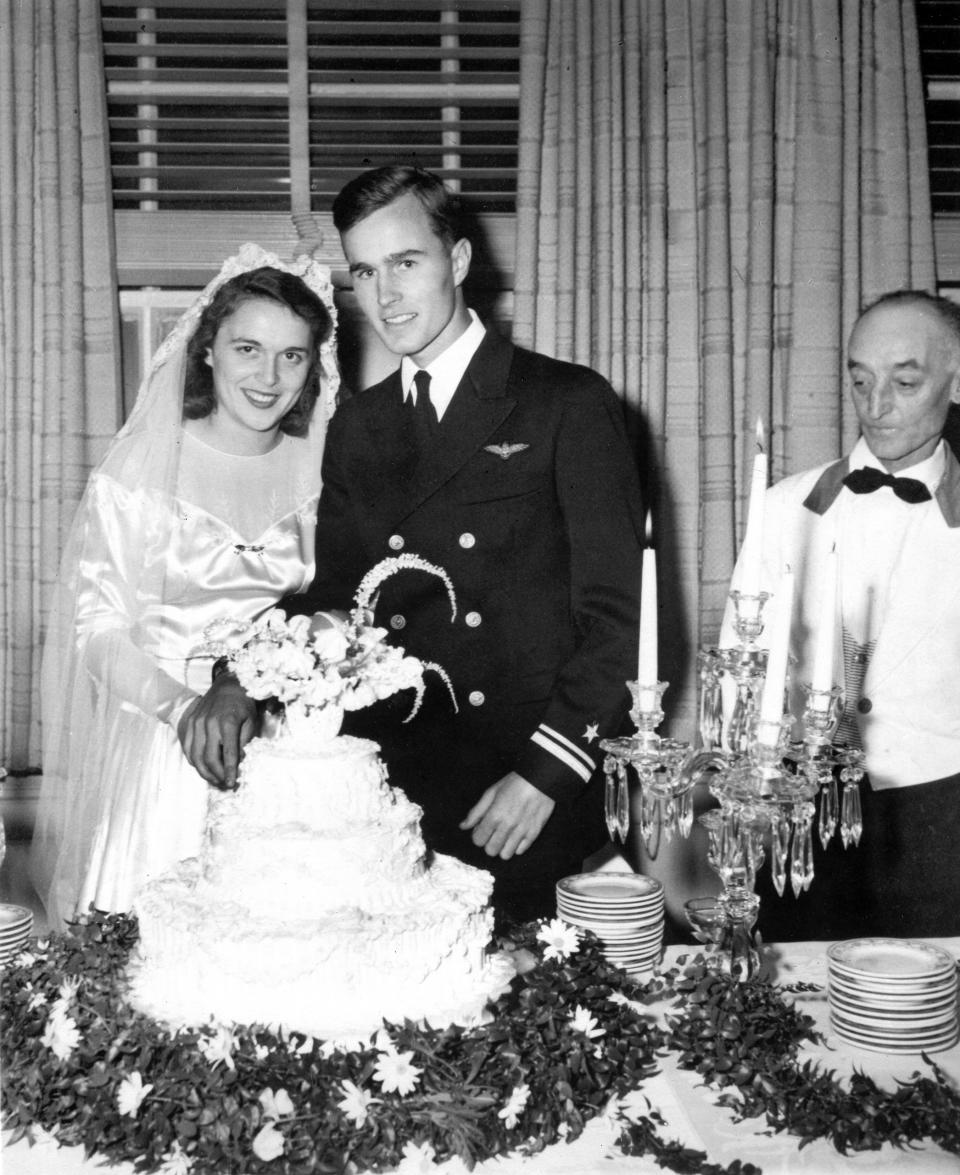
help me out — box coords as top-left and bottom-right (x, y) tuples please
(2, 913), (959, 1175)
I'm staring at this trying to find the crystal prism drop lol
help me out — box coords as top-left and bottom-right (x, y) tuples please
(662, 795), (676, 844)
(678, 788), (694, 838)
(818, 773), (838, 848)
(698, 665), (722, 750)
(800, 812), (815, 891)
(604, 763), (618, 840)
(639, 782), (656, 845)
(726, 684), (753, 755)
(789, 818), (805, 898)
(841, 781), (863, 848)
(771, 815), (789, 897)
(616, 763), (630, 842)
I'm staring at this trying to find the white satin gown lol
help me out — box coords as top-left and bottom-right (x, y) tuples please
(71, 429), (318, 916)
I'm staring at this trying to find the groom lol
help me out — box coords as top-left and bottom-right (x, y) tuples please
(185, 165), (646, 923)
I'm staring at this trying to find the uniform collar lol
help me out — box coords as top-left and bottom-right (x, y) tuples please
(400, 309), (486, 417)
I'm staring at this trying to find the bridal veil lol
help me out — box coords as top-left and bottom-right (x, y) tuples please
(31, 244), (339, 929)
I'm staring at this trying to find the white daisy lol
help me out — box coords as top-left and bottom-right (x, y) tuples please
(537, 918), (580, 962)
(26, 987), (47, 1012)
(58, 975), (82, 1003)
(251, 1122), (285, 1162)
(497, 1082), (530, 1129)
(117, 1071), (154, 1118)
(337, 1079), (380, 1127)
(40, 1009), (80, 1061)
(157, 1140), (193, 1174)
(258, 1087), (294, 1120)
(395, 1139), (437, 1174)
(570, 1005), (604, 1038)
(197, 1023), (237, 1070)
(372, 1048), (422, 1096)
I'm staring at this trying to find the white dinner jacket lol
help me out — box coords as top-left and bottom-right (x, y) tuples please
(724, 441), (960, 789)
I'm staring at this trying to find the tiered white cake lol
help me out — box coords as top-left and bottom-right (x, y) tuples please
(130, 729), (515, 1041)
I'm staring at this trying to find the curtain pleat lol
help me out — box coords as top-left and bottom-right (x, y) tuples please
(514, 0), (935, 733)
(0, 0), (120, 768)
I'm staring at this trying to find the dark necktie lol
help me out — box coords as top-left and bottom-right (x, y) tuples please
(842, 465), (932, 504)
(410, 369), (438, 453)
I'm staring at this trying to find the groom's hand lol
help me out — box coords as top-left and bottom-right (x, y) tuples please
(178, 673), (257, 789)
(460, 772), (555, 859)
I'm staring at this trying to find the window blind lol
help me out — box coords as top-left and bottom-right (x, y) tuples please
(918, 0), (960, 215)
(101, 0), (520, 214)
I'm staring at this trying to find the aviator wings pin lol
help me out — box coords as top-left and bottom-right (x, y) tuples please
(484, 442), (530, 460)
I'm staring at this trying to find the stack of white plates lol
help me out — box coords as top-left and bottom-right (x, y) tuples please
(0, 903), (33, 966)
(827, 938), (959, 1054)
(557, 872), (664, 976)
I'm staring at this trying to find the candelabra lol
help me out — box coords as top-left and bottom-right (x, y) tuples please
(600, 680), (695, 853)
(601, 590), (864, 979)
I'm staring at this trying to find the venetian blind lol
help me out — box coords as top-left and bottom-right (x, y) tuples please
(101, 0), (520, 215)
(918, 0), (960, 216)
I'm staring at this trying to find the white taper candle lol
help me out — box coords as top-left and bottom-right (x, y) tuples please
(738, 418), (767, 598)
(758, 566), (794, 739)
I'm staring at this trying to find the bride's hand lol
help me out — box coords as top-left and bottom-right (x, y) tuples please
(178, 673), (258, 789)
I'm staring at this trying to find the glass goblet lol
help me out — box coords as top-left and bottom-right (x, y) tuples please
(684, 896), (727, 946)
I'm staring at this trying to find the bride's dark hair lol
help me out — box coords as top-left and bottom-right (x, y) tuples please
(183, 266), (334, 437)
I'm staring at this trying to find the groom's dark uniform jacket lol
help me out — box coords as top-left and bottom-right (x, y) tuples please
(292, 328), (645, 921)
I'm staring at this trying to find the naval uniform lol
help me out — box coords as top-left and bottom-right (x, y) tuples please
(289, 320), (646, 923)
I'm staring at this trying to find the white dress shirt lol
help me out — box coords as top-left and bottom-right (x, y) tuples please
(836, 436), (946, 647)
(400, 310), (486, 421)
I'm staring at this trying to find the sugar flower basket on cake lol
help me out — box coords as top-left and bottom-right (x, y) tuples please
(203, 553), (457, 744)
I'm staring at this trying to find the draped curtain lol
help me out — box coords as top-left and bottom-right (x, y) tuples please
(0, 0), (120, 768)
(514, 0), (935, 732)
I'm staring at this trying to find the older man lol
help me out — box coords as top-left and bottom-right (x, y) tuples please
(735, 290), (960, 940)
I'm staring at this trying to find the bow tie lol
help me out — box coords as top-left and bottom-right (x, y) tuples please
(842, 465), (932, 504)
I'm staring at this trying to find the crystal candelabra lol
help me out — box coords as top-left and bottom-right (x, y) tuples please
(600, 680), (695, 855)
(601, 589), (864, 980)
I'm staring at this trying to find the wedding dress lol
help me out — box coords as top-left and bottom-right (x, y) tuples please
(30, 245), (339, 930)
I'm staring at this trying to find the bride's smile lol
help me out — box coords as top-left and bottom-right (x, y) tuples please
(199, 299), (314, 454)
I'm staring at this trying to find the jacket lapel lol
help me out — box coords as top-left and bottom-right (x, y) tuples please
(404, 330), (517, 514)
(359, 375), (422, 518)
(936, 442), (960, 527)
(802, 458), (849, 515)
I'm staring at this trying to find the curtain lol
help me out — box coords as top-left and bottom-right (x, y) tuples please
(514, 0), (935, 733)
(0, 0), (120, 769)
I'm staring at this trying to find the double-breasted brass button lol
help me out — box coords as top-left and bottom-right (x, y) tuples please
(390, 614), (406, 630)
(388, 534), (405, 551)
(465, 611), (482, 628)
(459, 532), (476, 549)
(468, 690), (485, 707)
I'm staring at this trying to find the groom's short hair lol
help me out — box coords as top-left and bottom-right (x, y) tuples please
(332, 165), (465, 251)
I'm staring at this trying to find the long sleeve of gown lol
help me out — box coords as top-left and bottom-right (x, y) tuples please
(75, 475), (197, 728)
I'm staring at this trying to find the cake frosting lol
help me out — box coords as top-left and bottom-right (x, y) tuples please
(130, 728), (514, 1041)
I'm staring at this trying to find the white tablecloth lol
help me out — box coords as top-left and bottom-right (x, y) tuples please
(5, 938), (960, 1175)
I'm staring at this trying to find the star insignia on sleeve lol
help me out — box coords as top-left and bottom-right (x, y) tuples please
(584, 722), (599, 743)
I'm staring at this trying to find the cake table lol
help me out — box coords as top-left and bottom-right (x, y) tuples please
(4, 937), (959, 1175)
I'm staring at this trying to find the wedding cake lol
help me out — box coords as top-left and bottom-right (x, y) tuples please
(129, 557), (515, 1041)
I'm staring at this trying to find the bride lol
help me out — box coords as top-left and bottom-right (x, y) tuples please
(30, 245), (339, 930)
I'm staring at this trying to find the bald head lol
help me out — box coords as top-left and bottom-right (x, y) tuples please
(847, 292), (960, 473)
